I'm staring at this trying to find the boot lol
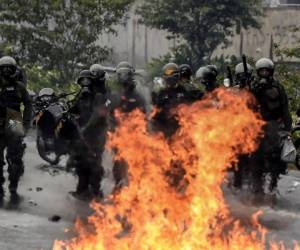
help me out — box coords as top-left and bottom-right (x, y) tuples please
(0, 186), (4, 205)
(9, 190), (20, 204)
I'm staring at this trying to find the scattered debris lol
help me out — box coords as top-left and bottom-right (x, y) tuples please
(28, 199), (38, 206)
(49, 215), (61, 222)
(286, 181), (300, 194)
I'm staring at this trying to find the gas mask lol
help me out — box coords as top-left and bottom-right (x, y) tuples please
(117, 68), (134, 88)
(0, 65), (16, 80)
(79, 78), (93, 98)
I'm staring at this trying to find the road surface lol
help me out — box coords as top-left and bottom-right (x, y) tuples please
(0, 132), (299, 249)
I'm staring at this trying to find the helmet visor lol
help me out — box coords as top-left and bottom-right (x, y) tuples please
(258, 68), (271, 78)
(0, 65), (15, 76)
(79, 77), (93, 87)
(117, 68), (133, 83)
(164, 68), (178, 77)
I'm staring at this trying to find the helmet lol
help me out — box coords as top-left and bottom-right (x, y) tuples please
(162, 63), (179, 87)
(90, 64), (106, 94)
(235, 63), (253, 76)
(179, 64), (192, 80)
(255, 58), (274, 78)
(77, 70), (94, 86)
(195, 66), (217, 91)
(116, 61), (133, 71)
(116, 61), (134, 86)
(0, 56), (17, 78)
(0, 56), (17, 68)
(163, 63), (179, 77)
(255, 58), (274, 70)
(90, 64), (106, 79)
(206, 65), (218, 77)
(38, 88), (55, 97)
(38, 88), (55, 102)
(195, 66), (216, 82)
(234, 63), (254, 87)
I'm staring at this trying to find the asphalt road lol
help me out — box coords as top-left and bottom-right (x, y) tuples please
(0, 132), (299, 250)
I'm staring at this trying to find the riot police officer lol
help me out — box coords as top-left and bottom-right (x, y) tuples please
(151, 63), (202, 190)
(234, 62), (254, 89)
(249, 58), (292, 194)
(195, 66), (219, 93)
(178, 64), (193, 84)
(152, 63), (203, 138)
(111, 61), (146, 113)
(0, 56), (32, 202)
(68, 68), (109, 199)
(111, 61), (147, 190)
(90, 64), (108, 95)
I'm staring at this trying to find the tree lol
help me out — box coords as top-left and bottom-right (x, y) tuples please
(273, 30), (300, 113)
(137, 0), (263, 68)
(0, 0), (134, 84)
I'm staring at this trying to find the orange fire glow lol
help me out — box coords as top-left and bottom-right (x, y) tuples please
(53, 88), (299, 250)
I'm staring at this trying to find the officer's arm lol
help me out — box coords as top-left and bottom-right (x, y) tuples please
(280, 85), (292, 131)
(83, 93), (108, 132)
(139, 94), (147, 113)
(152, 90), (164, 107)
(20, 84), (33, 129)
(68, 94), (80, 115)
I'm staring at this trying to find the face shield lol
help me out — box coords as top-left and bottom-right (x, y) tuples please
(0, 65), (16, 78)
(78, 77), (93, 97)
(257, 68), (272, 78)
(235, 73), (248, 85)
(162, 68), (179, 88)
(79, 77), (93, 87)
(117, 68), (133, 86)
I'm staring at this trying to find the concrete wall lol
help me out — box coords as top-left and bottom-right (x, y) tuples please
(215, 7), (300, 61)
(98, 5), (300, 68)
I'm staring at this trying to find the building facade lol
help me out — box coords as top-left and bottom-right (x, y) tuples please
(99, 1), (300, 67)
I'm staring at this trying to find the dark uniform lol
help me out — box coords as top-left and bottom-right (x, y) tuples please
(249, 58), (292, 194)
(0, 56), (32, 200)
(152, 84), (202, 138)
(111, 62), (147, 189)
(14, 66), (27, 86)
(232, 62), (254, 189)
(151, 63), (202, 189)
(68, 68), (108, 198)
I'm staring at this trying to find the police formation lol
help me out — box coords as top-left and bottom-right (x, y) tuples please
(0, 55), (293, 203)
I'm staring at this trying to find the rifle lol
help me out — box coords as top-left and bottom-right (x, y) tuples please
(226, 66), (233, 87)
(241, 54), (252, 88)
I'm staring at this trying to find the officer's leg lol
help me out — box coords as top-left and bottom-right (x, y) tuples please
(75, 163), (90, 195)
(249, 149), (265, 195)
(0, 138), (6, 197)
(113, 159), (128, 189)
(89, 159), (104, 197)
(6, 136), (25, 195)
(233, 155), (246, 189)
(269, 153), (286, 192)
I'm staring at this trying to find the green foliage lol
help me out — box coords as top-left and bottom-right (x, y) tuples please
(0, 0), (134, 84)
(274, 62), (300, 113)
(26, 65), (80, 94)
(26, 65), (60, 92)
(137, 0), (263, 69)
(273, 38), (300, 113)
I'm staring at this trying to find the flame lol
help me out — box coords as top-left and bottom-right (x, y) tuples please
(53, 88), (299, 250)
